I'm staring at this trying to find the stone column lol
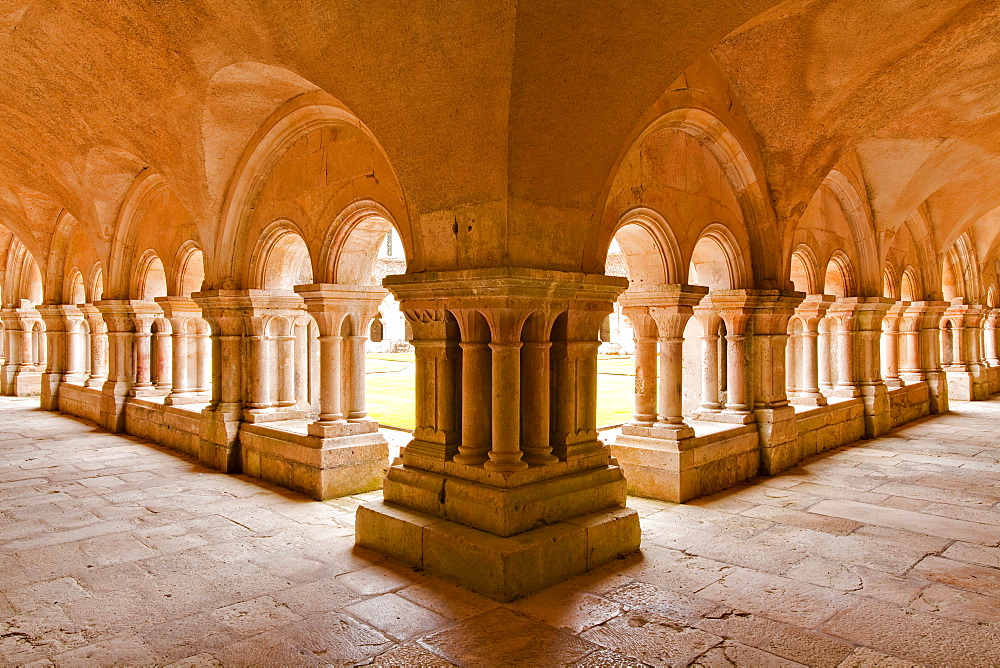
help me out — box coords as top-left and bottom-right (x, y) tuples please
(95, 300), (141, 432)
(520, 311), (558, 466)
(0, 309), (20, 394)
(854, 298), (893, 437)
(80, 305), (108, 388)
(360, 269), (638, 603)
(63, 308), (89, 385)
(484, 307), (528, 472)
(153, 322), (172, 391)
(37, 305), (71, 410)
(195, 322), (212, 396)
(827, 299), (861, 398)
(745, 291), (803, 474)
(156, 297), (201, 405)
(791, 296), (833, 406)
(622, 306), (658, 424)
(904, 301), (950, 414)
(276, 327), (296, 408)
(345, 333), (368, 421)
(293, 320), (310, 411)
(452, 309), (493, 465)
(132, 312), (155, 395)
(292, 284), (389, 497)
(710, 291), (757, 424)
(985, 309), (1000, 366)
(881, 301), (908, 388)
(645, 289), (706, 439)
(695, 311), (724, 414)
(191, 290), (248, 472)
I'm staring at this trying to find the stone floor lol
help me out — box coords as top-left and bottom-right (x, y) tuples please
(2, 398), (1000, 667)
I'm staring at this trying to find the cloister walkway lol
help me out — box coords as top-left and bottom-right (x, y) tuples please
(1, 396), (1000, 666)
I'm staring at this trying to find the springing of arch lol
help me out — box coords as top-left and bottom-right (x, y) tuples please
(215, 93), (408, 289)
(789, 244), (820, 294)
(987, 284), (997, 309)
(608, 207), (683, 286)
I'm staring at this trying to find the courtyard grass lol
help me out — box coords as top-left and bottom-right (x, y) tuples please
(365, 352), (635, 431)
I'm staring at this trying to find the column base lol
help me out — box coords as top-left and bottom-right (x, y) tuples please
(241, 423), (389, 500)
(790, 395), (828, 407)
(694, 409), (755, 424)
(612, 424), (758, 502)
(884, 378), (905, 389)
(241, 407), (309, 423)
(164, 392), (202, 406)
(382, 463), (629, 537)
(356, 499), (639, 603)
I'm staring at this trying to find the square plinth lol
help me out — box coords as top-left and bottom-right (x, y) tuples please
(355, 500), (640, 602)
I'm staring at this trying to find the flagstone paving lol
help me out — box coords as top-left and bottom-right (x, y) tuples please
(2, 395), (1000, 666)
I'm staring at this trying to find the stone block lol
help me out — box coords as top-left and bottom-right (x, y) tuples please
(356, 500), (639, 602)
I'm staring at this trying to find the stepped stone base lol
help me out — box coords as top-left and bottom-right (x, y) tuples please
(356, 499), (639, 602)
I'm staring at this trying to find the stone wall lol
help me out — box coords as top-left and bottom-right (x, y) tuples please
(794, 399), (866, 459)
(124, 399), (203, 460)
(57, 383), (101, 423)
(889, 382), (931, 428)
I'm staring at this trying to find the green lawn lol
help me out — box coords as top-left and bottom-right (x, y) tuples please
(365, 352), (634, 431)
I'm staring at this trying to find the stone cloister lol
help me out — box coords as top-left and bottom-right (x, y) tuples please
(3, 2), (1000, 662)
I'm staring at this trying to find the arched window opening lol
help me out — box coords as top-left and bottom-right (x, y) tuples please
(900, 267), (918, 302)
(790, 250), (815, 294)
(941, 320), (955, 367)
(370, 314), (384, 343)
(136, 254), (168, 301)
(67, 270), (86, 306)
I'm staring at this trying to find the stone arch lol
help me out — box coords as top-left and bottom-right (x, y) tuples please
(214, 92), (409, 289)
(595, 106), (774, 285)
(248, 221), (314, 291)
(942, 247), (964, 302)
(89, 263), (105, 302)
(790, 244), (821, 294)
(318, 199), (406, 285)
(174, 241), (206, 298)
(901, 265), (920, 302)
(988, 284), (998, 309)
(688, 223), (749, 290)
(882, 261), (899, 300)
(65, 268), (86, 306)
(824, 251), (858, 298)
(107, 170), (171, 299)
(821, 169), (879, 296)
(609, 208), (683, 286)
(132, 250), (168, 301)
(6, 241), (43, 306)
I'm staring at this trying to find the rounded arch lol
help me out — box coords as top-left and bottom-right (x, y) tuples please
(901, 265), (920, 302)
(988, 284), (998, 309)
(248, 221), (314, 291)
(882, 261), (899, 300)
(65, 268), (86, 305)
(174, 241), (205, 297)
(108, 170), (171, 299)
(821, 169), (879, 296)
(688, 223), (750, 290)
(789, 244), (820, 294)
(609, 208), (683, 286)
(89, 263), (105, 302)
(595, 106), (775, 285)
(132, 250), (168, 301)
(318, 199), (406, 285)
(942, 247), (964, 302)
(214, 92), (409, 288)
(824, 251), (858, 298)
